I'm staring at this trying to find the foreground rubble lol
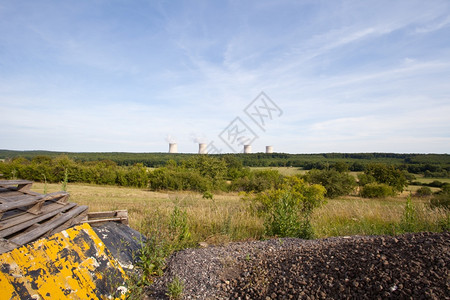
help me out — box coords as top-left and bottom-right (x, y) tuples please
(147, 232), (449, 299)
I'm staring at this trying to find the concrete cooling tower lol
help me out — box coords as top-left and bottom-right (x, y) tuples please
(198, 143), (207, 154)
(169, 143), (178, 153)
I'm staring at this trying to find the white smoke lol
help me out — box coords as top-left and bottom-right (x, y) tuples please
(190, 133), (207, 144)
(166, 134), (176, 143)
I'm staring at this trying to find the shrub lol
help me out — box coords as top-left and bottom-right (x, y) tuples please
(248, 176), (326, 239)
(415, 186), (432, 197)
(230, 169), (283, 193)
(357, 173), (376, 186)
(148, 168), (210, 192)
(363, 163), (408, 193)
(429, 185), (449, 210)
(306, 169), (356, 198)
(360, 183), (395, 198)
(430, 194), (450, 210)
(428, 180), (444, 188)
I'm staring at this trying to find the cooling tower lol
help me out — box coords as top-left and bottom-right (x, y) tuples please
(169, 143), (178, 153)
(244, 145), (252, 154)
(266, 146), (273, 153)
(198, 143), (207, 154)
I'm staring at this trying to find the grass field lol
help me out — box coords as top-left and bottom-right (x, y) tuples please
(412, 176), (450, 184)
(250, 166), (304, 176)
(32, 182), (449, 244)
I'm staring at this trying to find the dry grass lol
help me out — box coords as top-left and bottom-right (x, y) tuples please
(31, 182), (263, 244)
(31, 182), (448, 243)
(250, 167), (304, 176)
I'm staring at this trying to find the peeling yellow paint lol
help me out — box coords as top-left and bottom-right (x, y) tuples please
(0, 223), (127, 299)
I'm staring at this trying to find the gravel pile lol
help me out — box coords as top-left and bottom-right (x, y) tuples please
(146, 232), (449, 299)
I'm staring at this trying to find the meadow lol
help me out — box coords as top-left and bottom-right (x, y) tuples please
(32, 180), (449, 244)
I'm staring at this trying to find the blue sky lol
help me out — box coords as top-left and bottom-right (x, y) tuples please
(1, 0), (449, 154)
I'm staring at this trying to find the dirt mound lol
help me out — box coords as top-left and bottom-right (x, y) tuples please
(146, 232), (449, 299)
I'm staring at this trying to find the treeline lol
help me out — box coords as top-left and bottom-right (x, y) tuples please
(3, 154), (448, 201)
(2, 155), (449, 208)
(0, 156), (148, 188)
(1, 150), (449, 176)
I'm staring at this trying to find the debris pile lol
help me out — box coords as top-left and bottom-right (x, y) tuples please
(147, 232), (449, 299)
(0, 180), (87, 253)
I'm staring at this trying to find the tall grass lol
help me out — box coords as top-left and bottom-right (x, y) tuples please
(32, 183), (448, 242)
(312, 195), (449, 237)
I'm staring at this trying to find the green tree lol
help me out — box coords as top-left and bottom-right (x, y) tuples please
(332, 161), (349, 172)
(363, 163), (407, 193)
(306, 169), (356, 198)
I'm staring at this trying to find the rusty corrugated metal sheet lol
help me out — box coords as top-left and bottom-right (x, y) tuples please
(0, 223), (128, 299)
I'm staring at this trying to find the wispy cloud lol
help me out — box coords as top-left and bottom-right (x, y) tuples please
(0, 0), (449, 153)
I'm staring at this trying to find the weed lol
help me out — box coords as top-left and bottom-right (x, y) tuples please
(169, 205), (191, 247)
(61, 168), (68, 191)
(399, 195), (417, 233)
(42, 173), (48, 194)
(202, 190), (213, 200)
(137, 236), (168, 283)
(124, 273), (146, 300)
(166, 276), (184, 300)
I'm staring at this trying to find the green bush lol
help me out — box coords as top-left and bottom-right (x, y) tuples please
(230, 169), (283, 192)
(415, 186), (432, 197)
(148, 168), (211, 192)
(357, 173), (376, 186)
(429, 185), (450, 210)
(363, 163), (408, 193)
(306, 169), (356, 198)
(430, 194), (450, 210)
(360, 183), (395, 198)
(249, 176), (326, 239)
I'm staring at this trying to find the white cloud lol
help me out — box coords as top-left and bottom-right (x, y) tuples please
(1, 0), (449, 153)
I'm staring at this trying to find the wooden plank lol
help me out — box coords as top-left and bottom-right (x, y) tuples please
(47, 209), (88, 237)
(0, 191), (25, 198)
(87, 211), (117, 218)
(0, 238), (18, 254)
(0, 203), (77, 238)
(0, 191), (69, 214)
(0, 202), (67, 228)
(10, 205), (88, 246)
(0, 189), (39, 196)
(84, 217), (127, 225)
(0, 197), (42, 213)
(86, 210), (129, 225)
(17, 183), (32, 191)
(27, 192), (69, 215)
(116, 210), (129, 225)
(0, 180), (33, 187)
(39, 191), (69, 202)
(0, 194), (36, 203)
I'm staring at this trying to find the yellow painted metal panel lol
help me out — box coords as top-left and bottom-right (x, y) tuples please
(0, 223), (128, 299)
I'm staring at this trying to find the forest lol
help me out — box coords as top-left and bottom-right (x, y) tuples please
(1, 149), (449, 174)
(0, 151), (449, 203)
